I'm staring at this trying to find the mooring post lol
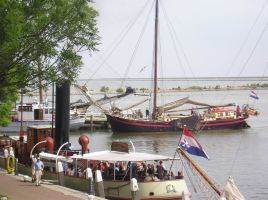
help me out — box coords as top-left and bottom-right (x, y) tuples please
(130, 178), (140, 200)
(15, 158), (19, 175)
(95, 170), (105, 198)
(86, 167), (95, 195)
(4, 149), (8, 170)
(57, 161), (65, 186)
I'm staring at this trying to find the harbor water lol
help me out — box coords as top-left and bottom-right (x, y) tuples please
(1, 89), (268, 199)
(68, 89), (268, 199)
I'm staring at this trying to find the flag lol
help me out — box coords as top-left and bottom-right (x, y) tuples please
(249, 90), (259, 100)
(179, 129), (209, 159)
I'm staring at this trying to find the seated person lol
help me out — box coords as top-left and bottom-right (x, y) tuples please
(144, 173), (153, 182)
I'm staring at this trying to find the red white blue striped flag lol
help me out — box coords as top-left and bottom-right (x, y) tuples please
(179, 129), (209, 159)
(249, 90), (259, 100)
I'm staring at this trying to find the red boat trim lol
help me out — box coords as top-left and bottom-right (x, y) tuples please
(202, 119), (246, 127)
(111, 117), (172, 128)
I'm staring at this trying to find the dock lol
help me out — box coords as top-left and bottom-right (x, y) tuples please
(0, 169), (106, 200)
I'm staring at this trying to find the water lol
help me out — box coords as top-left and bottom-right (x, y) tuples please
(68, 89), (268, 199)
(4, 88), (268, 199)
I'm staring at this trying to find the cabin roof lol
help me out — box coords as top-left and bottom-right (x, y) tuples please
(69, 150), (175, 162)
(27, 125), (52, 129)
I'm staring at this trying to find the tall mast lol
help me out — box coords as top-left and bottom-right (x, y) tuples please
(152, 0), (159, 119)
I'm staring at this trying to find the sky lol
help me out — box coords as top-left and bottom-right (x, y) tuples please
(79, 0), (268, 79)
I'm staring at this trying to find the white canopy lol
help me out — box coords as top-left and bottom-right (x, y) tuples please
(69, 150), (174, 162)
(39, 152), (73, 163)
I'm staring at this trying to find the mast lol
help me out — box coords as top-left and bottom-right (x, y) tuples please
(152, 0), (159, 119)
(177, 148), (221, 196)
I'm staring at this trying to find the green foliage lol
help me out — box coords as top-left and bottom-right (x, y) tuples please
(100, 86), (109, 93)
(116, 87), (124, 93)
(0, 0), (99, 90)
(0, 0), (99, 125)
(187, 86), (203, 90)
(0, 87), (18, 126)
(215, 85), (221, 89)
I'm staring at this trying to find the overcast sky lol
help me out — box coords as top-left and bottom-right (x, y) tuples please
(79, 0), (268, 79)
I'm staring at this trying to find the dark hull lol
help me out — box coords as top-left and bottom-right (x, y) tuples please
(106, 114), (199, 133)
(200, 117), (250, 130)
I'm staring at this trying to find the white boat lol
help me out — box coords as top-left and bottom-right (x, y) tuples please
(69, 141), (190, 200)
(0, 103), (85, 132)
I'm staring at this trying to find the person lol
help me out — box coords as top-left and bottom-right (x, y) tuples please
(156, 160), (166, 180)
(176, 170), (184, 179)
(145, 108), (149, 119)
(168, 171), (176, 180)
(34, 157), (44, 186)
(144, 173), (153, 182)
(31, 154), (37, 182)
(236, 105), (241, 117)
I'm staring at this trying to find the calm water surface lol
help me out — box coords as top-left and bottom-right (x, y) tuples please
(69, 90), (268, 199)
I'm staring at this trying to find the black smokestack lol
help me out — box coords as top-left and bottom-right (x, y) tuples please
(55, 82), (70, 150)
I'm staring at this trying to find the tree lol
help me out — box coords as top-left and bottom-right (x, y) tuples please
(116, 87), (124, 93)
(0, 0), (99, 126)
(100, 86), (109, 93)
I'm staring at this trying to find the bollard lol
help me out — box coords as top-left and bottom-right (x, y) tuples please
(4, 149), (8, 170)
(95, 170), (105, 198)
(130, 178), (140, 200)
(15, 158), (19, 175)
(86, 168), (95, 195)
(57, 161), (65, 186)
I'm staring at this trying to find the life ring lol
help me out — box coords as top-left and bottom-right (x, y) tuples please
(6, 155), (15, 174)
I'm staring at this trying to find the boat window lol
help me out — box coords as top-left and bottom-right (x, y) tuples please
(40, 129), (46, 137)
(28, 129), (32, 137)
(45, 109), (49, 114)
(48, 129), (52, 137)
(18, 106), (32, 112)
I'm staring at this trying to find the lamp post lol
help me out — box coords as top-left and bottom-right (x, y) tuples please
(56, 142), (70, 186)
(55, 142), (70, 172)
(30, 140), (47, 159)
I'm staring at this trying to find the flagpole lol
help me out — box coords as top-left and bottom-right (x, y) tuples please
(177, 147), (221, 196)
(168, 126), (186, 176)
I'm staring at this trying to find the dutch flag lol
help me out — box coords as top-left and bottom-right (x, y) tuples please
(249, 90), (259, 100)
(179, 129), (209, 159)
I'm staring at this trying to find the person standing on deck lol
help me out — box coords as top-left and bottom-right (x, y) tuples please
(146, 108), (149, 119)
(34, 157), (44, 186)
(236, 105), (241, 117)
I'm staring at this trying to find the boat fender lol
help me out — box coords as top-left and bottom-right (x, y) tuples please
(79, 135), (89, 154)
(6, 155), (15, 174)
(57, 161), (63, 173)
(86, 168), (93, 179)
(95, 170), (103, 182)
(130, 178), (139, 192)
(46, 137), (54, 153)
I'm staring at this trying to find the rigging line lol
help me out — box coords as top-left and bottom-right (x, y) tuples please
(178, 153), (198, 193)
(120, 0), (155, 88)
(221, 23), (268, 103)
(159, 1), (186, 78)
(159, 27), (165, 106)
(220, 1), (268, 104)
(228, 132), (244, 176)
(247, 61), (268, 106)
(159, 0), (202, 97)
(225, 0), (268, 77)
(84, 0), (151, 84)
(238, 23), (268, 76)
